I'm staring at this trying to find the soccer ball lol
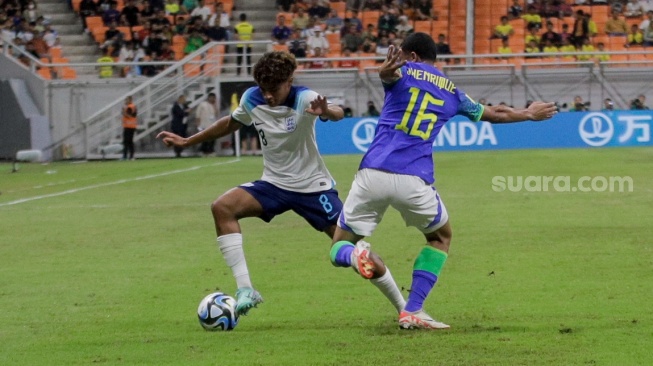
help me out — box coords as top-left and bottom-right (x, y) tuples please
(197, 292), (239, 331)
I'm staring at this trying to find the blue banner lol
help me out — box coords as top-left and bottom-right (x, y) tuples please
(315, 111), (653, 155)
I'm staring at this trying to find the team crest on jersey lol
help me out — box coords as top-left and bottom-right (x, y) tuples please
(285, 116), (297, 131)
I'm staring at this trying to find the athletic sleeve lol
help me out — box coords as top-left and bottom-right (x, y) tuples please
(455, 89), (485, 122)
(230, 88), (254, 126)
(298, 89), (334, 122)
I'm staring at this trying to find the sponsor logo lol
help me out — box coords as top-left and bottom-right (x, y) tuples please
(578, 113), (613, 146)
(352, 118), (378, 152)
(285, 116), (296, 132)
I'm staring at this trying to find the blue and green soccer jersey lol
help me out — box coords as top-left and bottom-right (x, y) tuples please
(359, 62), (484, 184)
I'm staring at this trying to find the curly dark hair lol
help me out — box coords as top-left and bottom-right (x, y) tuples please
(252, 51), (297, 90)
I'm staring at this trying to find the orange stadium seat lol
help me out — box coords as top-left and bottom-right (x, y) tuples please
(49, 47), (62, 58)
(38, 68), (53, 79)
(60, 67), (77, 79)
(331, 1), (346, 18)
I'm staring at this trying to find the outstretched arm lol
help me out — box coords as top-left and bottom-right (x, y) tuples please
(481, 102), (558, 124)
(305, 95), (345, 121)
(157, 115), (242, 148)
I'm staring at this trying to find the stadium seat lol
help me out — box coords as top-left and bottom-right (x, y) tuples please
(60, 67), (77, 79)
(37, 67), (53, 79)
(49, 47), (62, 59)
(413, 21), (432, 34)
(325, 33), (340, 45)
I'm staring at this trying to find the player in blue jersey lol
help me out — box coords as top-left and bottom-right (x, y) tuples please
(157, 51), (404, 317)
(329, 33), (558, 329)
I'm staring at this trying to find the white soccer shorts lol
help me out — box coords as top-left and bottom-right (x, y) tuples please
(339, 168), (449, 237)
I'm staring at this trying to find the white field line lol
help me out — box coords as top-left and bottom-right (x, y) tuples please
(0, 159), (239, 207)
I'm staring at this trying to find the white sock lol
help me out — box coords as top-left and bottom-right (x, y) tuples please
(217, 233), (252, 289)
(370, 267), (406, 313)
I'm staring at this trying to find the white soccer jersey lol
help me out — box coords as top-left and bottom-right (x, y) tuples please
(231, 86), (334, 193)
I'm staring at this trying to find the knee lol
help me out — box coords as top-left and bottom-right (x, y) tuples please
(211, 197), (234, 221)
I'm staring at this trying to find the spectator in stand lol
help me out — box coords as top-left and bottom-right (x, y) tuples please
(184, 27), (206, 54)
(571, 10), (589, 48)
(363, 0), (383, 11)
(640, 10), (653, 31)
(325, 8), (343, 34)
(181, 0), (199, 14)
(22, 1), (40, 23)
(626, 24), (644, 47)
(605, 9), (628, 36)
(97, 47), (114, 78)
(292, 0), (309, 12)
(525, 25), (541, 46)
(305, 46), (330, 68)
(196, 92), (218, 156)
(156, 39), (175, 67)
(630, 94), (649, 110)
(541, 21), (561, 47)
(301, 17), (318, 38)
(306, 25), (329, 54)
(361, 36), (375, 52)
(140, 2), (155, 21)
(209, 2), (231, 47)
(151, 10), (172, 32)
(525, 39), (540, 57)
(42, 23), (58, 47)
(507, 0), (523, 20)
(165, 0), (181, 15)
(136, 20), (151, 43)
(378, 5), (398, 33)
(541, 38), (559, 54)
(118, 41), (144, 77)
(585, 13), (598, 37)
(395, 15), (413, 35)
(78, 0), (97, 33)
(191, 0), (213, 22)
(492, 16), (514, 40)
(560, 23), (571, 43)
(625, 0), (644, 18)
(293, 7), (310, 30)
(234, 13), (254, 76)
(559, 37), (576, 54)
(288, 28), (307, 58)
(347, 10), (363, 32)
(434, 33), (452, 59)
(497, 37), (512, 57)
(342, 23), (363, 52)
(522, 5), (542, 30)
(277, 0), (295, 12)
(272, 15), (292, 44)
(103, 21), (124, 55)
(361, 23), (378, 43)
(121, 0), (141, 28)
(414, 0), (436, 20)
(338, 47), (359, 68)
(644, 21), (653, 45)
(308, 0), (330, 20)
(576, 37), (594, 61)
(594, 42), (610, 62)
(103, 2), (121, 26)
(375, 35), (390, 59)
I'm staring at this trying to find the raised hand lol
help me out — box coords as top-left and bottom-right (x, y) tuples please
(305, 95), (328, 116)
(379, 45), (406, 82)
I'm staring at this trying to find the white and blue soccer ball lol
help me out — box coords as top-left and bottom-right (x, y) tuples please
(197, 292), (239, 331)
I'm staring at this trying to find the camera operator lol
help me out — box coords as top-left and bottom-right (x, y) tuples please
(630, 94), (649, 110)
(569, 95), (591, 112)
(602, 98), (615, 111)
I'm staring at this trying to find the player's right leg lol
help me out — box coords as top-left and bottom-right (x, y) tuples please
(392, 177), (452, 329)
(211, 186), (267, 316)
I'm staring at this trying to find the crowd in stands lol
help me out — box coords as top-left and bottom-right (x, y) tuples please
(491, 0), (653, 63)
(271, 0), (452, 69)
(75, 0), (235, 77)
(0, 0), (63, 72)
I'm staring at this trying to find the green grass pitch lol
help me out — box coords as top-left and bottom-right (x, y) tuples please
(1, 148), (652, 365)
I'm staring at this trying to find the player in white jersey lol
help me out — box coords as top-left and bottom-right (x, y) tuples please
(157, 51), (406, 318)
